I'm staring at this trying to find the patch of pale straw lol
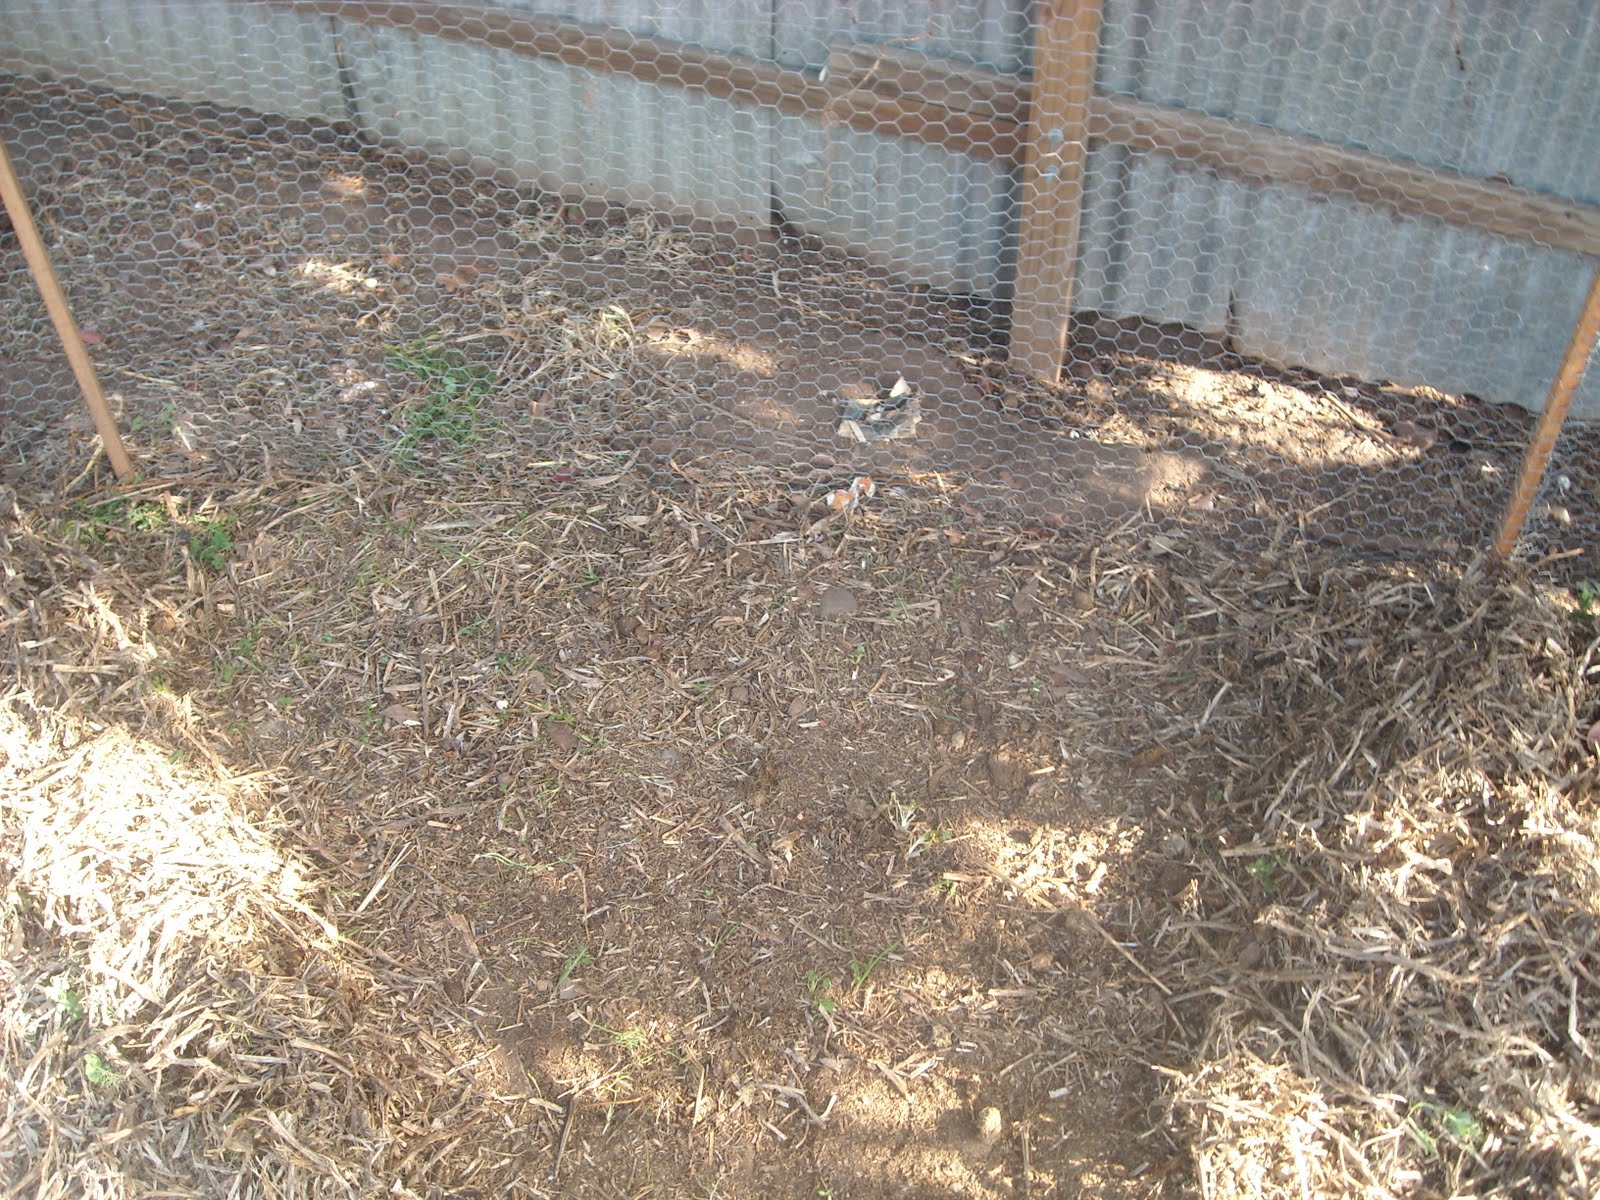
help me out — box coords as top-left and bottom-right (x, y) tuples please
(0, 509), (553, 1197)
(1158, 559), (1600, 1199)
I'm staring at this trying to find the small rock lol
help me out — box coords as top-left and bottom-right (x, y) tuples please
(977, 1105), (1004, 1145)
(819, 585), (857, 619)
(254, 716), (290, 741)
(1391, 419), (1437, 451)
(1010, 581), (1039, 619)
(987, 750), (1028, 796)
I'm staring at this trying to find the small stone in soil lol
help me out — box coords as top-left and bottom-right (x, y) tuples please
(819, 585), (857, 618)
(977, 1106), (1004, 1145)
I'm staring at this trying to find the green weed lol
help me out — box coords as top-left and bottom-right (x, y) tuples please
(805, 970), (838, 1015)
(1407, 1100), (1485, 1156)
(49, 979), (86, 1023)
(1246, 851), (1287, 894)
(554, 944), (593, 996)
(1577, 582), (1598, 620)
(387, 335), (496, 461)
(83, 1051), (123, 1090)
(188, 517), (236, 573)
(848, 941), (900, 991)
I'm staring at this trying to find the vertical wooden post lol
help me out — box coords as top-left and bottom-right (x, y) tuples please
(0, 131), (134, 481)
(1010, 0), (1103, 385)
(1493, 263), (1600, 558)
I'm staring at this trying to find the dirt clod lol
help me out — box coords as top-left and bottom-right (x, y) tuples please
(819, 584), (858, 619)
(977, 1105), (1004, 1145)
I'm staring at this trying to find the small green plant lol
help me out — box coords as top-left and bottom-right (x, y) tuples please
(49, 979), (86, 1023)
(1577, 582), (1598, 620)
(1407, 1100), (1485, 1156)
(708, 923), (736, 956)
(82, 1051), (123, 1090)
(554, 944), (593, 996)
(218, 627), (263, 686)
(1246, 852), (1286, 894)
(129, 401), (178, 441)
(595, 1024), (649, 1054)
(387, 335), (496, 461)
(188, 516), (236, 572)
(63, 497), (168, 547)
(848, 941), (900, 992)
(805, 970), (837, 1015)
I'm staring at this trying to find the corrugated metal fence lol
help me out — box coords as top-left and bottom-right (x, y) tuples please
(1, 0), (1597, 416)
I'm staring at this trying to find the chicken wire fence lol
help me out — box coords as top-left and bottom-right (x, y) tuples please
(1, 0), (1598, 570)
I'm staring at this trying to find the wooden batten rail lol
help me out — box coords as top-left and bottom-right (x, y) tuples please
(826, 40), (1600, 262)
(261, 0), (1018, 159)
(823, 40), (1029, 127)
(1090, 94), (1600, 261)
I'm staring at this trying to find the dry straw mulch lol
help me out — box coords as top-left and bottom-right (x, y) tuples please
(1, 464), (1597, 1199)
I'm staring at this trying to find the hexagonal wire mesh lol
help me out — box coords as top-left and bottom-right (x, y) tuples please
(0, 0), (1597, 572)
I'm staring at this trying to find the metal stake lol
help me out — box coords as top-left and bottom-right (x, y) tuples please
(0, 129), (134, 481)
(1494, 263), (1600, 558)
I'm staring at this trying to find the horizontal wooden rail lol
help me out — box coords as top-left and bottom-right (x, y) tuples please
(824, 37), (1600, 259)
(258, 0), (1017, 159)
(258, 2), (1600, 258)
(1091, 93), (1600, 260)
(823, 40), (1028, 126)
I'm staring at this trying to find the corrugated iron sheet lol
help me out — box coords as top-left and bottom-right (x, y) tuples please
(1087, 0), (1600, 415)
(0, 0), (347, 122)
(770, 0), (1028, 295)
(339, 2), (774, 225)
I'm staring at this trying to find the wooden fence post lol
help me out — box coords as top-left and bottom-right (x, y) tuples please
(1010, 0), (1103, 385)
(0, 131), (134, 481)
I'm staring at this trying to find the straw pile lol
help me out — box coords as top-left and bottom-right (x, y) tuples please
(0, 495), (556, 1197)
(1152, 558), (1600, 1198)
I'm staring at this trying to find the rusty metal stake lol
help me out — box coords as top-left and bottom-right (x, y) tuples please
(0, 130), (134, 481)
(1494, 263), (1600, 559)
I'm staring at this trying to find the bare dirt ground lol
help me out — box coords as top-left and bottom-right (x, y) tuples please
(3, 80), (1600, 1200)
